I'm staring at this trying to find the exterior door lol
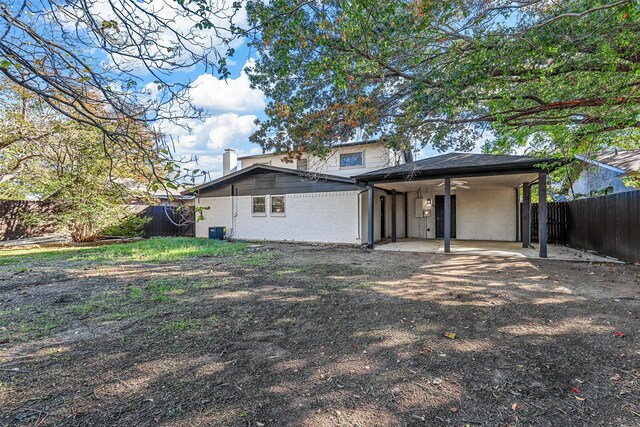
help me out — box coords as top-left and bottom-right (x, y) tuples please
(435, 195), (456, 238)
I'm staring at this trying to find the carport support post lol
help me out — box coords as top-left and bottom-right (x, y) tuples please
(391, 189), (397, 242)
(538, 173), (548, 258)
(522, 182), (531, 248)
(367, 185), (374, 249)
(404, 193), (408, 238)
(444, 178), (451, 253)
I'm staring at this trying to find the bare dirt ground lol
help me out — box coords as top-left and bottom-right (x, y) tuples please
(1, 243), (639, 426)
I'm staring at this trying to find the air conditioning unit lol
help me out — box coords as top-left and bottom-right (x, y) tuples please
(208, 226), (226, 240)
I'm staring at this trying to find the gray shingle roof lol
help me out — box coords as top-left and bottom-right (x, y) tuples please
(355, 152), (560, 181)
(185, 164), (356, 194)
(592, 149), (640, 173)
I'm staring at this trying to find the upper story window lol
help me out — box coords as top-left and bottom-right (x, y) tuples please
(252, 196), (266, 215)
(271, 195), (286, 215)
(297, 158), (308, 171)
(339, 151), (364, 168)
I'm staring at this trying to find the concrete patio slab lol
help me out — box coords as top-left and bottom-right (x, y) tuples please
(374, 238), (621, 263)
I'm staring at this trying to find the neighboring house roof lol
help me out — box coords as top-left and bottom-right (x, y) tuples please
(188, 164), (358, 194)
(237, 139), (383, 160)
(354, 152), (562, 182)
(576, 149), (640, 175)
(154, 186), (195, 200)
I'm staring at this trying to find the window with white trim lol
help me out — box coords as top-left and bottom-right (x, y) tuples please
(271, 195), (286, 215)
(339, 151), (364, 168)
(252, 196), (266, 215)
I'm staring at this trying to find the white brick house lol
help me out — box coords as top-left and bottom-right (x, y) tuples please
(190, 143), (561, 257)
(193, 140), (401, 244)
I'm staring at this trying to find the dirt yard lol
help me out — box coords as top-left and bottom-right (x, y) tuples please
(1, 242), (639, 426)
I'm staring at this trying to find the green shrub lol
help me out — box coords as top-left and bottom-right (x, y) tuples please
(102, 215), (150, 238)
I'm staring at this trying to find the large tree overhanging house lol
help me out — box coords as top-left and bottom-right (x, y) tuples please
(188, 140), (562, 258)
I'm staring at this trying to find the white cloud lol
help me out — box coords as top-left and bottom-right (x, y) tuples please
(200, 113), (258, 150)
(189, 59), (265, 113)
(163, 112), (259, 177)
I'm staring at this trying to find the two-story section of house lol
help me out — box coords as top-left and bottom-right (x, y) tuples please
(191, 140), (406, 244)
(237, 140), (403, 177)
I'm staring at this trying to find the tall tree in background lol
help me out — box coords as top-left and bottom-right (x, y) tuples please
(0, 0), (242, 185)
(0, 81), (160, 241)
(245, 0), (640, 161)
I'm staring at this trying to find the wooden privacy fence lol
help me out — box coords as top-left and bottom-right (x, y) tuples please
(529, 202), (568, 245)
(143, 205), (195, 238)
(526, 190), (640, 263)
(565, 191), (640, 264)
(0, 200), (55, 240)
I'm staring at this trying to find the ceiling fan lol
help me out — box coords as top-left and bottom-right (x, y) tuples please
(437, 180), (470, 189)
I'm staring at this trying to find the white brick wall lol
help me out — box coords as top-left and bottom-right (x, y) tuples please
(456, 188), (517, 241)
(404, 187), (517, 241)
(196, 191), (363, 244)
(195, 197), (232, 238)
(197, 188), (517, 243)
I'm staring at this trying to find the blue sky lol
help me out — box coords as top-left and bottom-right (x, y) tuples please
(163, 41), (269, 179)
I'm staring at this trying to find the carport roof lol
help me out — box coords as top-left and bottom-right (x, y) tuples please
(354, 152), (564, 183)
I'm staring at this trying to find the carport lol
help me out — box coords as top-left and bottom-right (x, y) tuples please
(354, 153), (563, 258)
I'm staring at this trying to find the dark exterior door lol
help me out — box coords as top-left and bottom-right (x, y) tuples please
(435, 195), (456, 238)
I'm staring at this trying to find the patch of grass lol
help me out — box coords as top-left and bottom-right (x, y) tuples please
(147, 278), (186, 302)
(0, 237), (246, 266)
(9, 308), (69, 340)
(241, 251), (277, 267)
(40, 321), (58, 335)
(129, 286), (144, 299)
(275, 268), (302, 276)
(163, 319), (201, 333)
(70, 294), (121, 316)
(109, 310), (133, 320)
(191, 279), (218, 290)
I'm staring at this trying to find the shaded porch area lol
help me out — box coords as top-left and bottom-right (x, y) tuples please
(355, 153), (566, 258)
(374, 238), (620, 262)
